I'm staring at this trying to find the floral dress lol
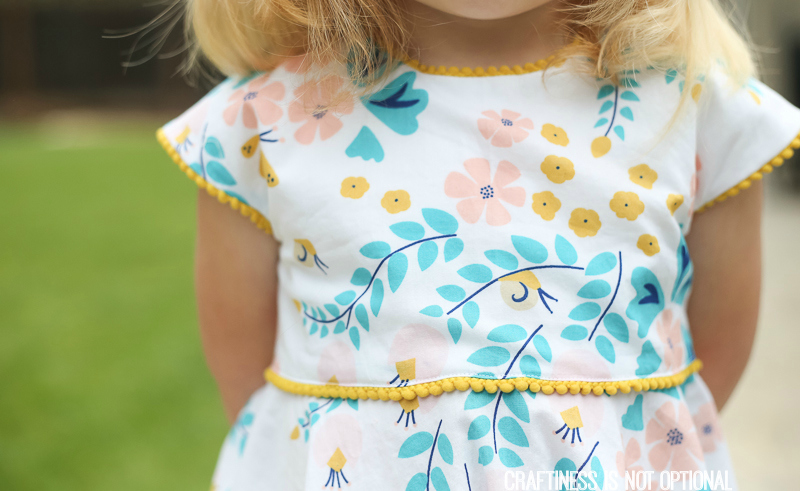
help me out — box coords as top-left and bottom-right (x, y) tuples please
(157, 56), (800, 491)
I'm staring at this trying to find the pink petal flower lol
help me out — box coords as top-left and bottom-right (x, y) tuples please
(241, 103), (258, 129)
(501, 109), (521, 120)
(647, 441), (672, 472)
(444, 172), (480, 199)
(485, 199), (511, 226)
(294, 120), (320, 145)
(499, 186), (526, 207)
(477, 109), (533, 148)
(223, 100), (243, 126)
(509, 125), (531, 143)
(491, 131), (514, 147)
(516, 117), (535, 129)
(492, 160), (521, 188)
(478, 117), (502, 140)
(463, 158), (492, 187)
(457, 197), (487, 224)
(318, 115), (344, 141)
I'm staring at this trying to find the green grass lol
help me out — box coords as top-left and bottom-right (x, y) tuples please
(0, 122), (227, 490)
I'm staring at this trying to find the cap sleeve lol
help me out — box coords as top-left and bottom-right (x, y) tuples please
(695, 71), (800, 212)
(156, 74), (283, 235)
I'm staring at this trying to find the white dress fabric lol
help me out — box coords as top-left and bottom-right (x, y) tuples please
(158, 58), (800, 491)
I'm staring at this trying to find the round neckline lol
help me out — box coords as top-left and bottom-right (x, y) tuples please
(403, 54), (557, 77)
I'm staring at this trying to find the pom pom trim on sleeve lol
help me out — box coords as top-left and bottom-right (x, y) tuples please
(696, 131), (800, 213)
(264, 359), (702, 400)
(156, 128), (273, 235)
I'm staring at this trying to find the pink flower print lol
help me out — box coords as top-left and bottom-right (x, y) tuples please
(693, 403), (724, 453)
(655, 308), (684, 371)
(317, 341), (357, 385)
(478, 110), (534, 147)
(223, 75), (285, 129)
(311, 413), (362, 487)
(281, 55), (312, 74)
(444, 158), (525, 226)
(288, 76), (354, 145)
(645, 402), (704, 473)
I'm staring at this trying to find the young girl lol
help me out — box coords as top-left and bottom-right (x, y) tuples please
(157, 0), (800, 489)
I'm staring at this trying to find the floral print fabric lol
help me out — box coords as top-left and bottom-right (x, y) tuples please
(159, 61), (800, 490)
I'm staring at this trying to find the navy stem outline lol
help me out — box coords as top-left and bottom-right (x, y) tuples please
(299, 398), (334, 428)
(304, 234), (456, 328)
(447, 265), (585, 316)
(587, 251), (622, 341)
(572, 441), (600, 487)
(492, 324), (543, 453)
(604, 86), (619, 137)
(426, 419), (443, 491)
(199, 123), (208, 180)
(464, 463), (472, 491)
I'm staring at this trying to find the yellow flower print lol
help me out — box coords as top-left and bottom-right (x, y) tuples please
(628, 164), (658, 189)
(259, 152), (279, 187)
(591, 136), (611, 158)
(609, 191), (645, 221)
(532, 191), (561, 221)
(541, 124), (569, 146)
(637, 234), (660, 256)
(540, 156), (575, 184)
(340, 177), (369, 199)
(667, 194), (684, 215)
(381, 190), (411, 214)
(569, 208), (602, 237)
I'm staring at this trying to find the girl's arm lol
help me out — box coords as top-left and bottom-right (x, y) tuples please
(686, 180), (763, 410)
(195, 190), (279, 423)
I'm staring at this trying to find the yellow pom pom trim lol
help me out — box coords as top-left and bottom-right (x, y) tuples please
(156, 128), (273, 235)
(404, 55), (556, 78)
(696, 131), (800, 213)
(265, 359), (702, 400)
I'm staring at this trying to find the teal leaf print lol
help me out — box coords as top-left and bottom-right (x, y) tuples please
(406, 473), (428, 491)
(327, 398), (343, 412)
(577, 280), (611, 299)
(335, 290), (356, 305)
(467, 415), (491, 440)
(345, 126), (384, 162)
(511, 236), (548, 264)
(569, 302), (602, 321)
(665, 68), (678, 84)
(458, 264), (493, 283)
(555, 235), (578, 265)
(325, 304), (340, 316)
(349, 325), (360, 350)
(463, 301), (480, 328)
(594, 118), (609, 128)
(431, 467), (449, 491)
(487, 324), (527, 343)
(309, 323), (319, 335)
(498, 417), (529, 447)
(467, 347), (510, 367)
(333, 321), (346, 334)
(350, 267), (372, 286)
(464, 389), (496, 410)
(672, 237), (693, 305)
(597, 85), (615, 99)
(320, 326), (329, 338)
(614, 125), (625, 140)
(223, 191), (248, 205)
(561, 325), (588, 341)
(591, 456), (604, 490)
(484, 250), (518, 270)
(502, 390), (530, 423)
(443, 238), (464, 262)
(595, 335), (615, 363)
(478, 446), (494, 466)
(498, 448), (524, 468)
(626, 267), (665, 337)
(206, 161), (236, 186)
(437, 434), (454, 464)
(599, 100), (614, 114)
(420, 305), (444, 317)
(388, 253), (408, 292)
(371, 278), (384, 316)
(189, 162), (203, 175)
(346, 398), (359, 411)
(519, 355), (541, 378)
(418, 241), (438, 271)
(620, 90), (640, 101)
(422, 208), (459, 235)
(621, 394), (644, 430)
(621, 78), (641, 88)
(620, 107), (634, 121)
(603, 313), (629, 342)
(585, 252), (617, 276)
(364, 71), (429, 135)
(398, 431), (434, 458)
(204, 136), (225, 158)
(447, 318), (462, 344)
(533, 335), (552, 362)
(355, 304), (369, 331)
(554, 458), (577, 491)
(390, 222), (425, 241)
(437, 285), (466, 302)
(360, 241), (391, 259)
(635, 340), (662, 376)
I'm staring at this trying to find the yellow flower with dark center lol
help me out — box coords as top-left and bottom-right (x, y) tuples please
(541, 124), (569, 146)
(628, 164), (658, 189)
(540, 155), (575, 184)
(637, 234), (660, 256)
(381, 190), (411, 214)
(532, 191), (561, 220)
(609, 191), (645, 221)
(667, 194), (684, 215)
(569, 208), (602, 237)
(259, 152), (279, 187)
(340, 177), (369, 199)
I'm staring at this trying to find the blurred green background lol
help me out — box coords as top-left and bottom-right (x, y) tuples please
(2, 1), (800, 490)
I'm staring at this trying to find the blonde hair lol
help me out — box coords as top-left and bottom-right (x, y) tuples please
(184, 0), (755, 90)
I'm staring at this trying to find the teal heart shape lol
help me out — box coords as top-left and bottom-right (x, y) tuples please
(346, 126), (384, 162)
(634, 340), (662, 376)
(363, 71), (428, 135)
